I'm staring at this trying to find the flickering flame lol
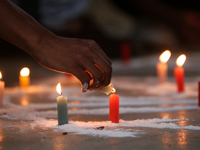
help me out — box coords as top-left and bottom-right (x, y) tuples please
(112, 88), (116, 93)
(159, 50), (171, 63)
(0, 72), (2, 80)
(176, 54), (186, 67)
(56, 83), (62, 95)
(20, 67), (30, 77)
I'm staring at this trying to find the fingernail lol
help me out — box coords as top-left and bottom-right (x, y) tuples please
(82, 82), (89, 92)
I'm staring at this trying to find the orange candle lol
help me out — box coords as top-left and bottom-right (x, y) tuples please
(19, 67), (30, 88)
(174, 54), (186, 93)
(109, 91), (119, 123)
(156, 50), (171, 83)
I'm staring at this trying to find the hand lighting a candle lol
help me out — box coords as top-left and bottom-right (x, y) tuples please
(174, 54), (186, 93)
(0, 72), (5, 107)
(56, 83), (68, 125)
(19, 67), (30, 88)
(156, 50), (171, 83)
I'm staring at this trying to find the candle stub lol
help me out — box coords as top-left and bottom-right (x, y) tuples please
(98, 83), (115, 95)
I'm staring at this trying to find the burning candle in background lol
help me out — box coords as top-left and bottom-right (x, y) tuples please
(156, 50), (171, 83)
(19, 67), (30, 88)
(109, 88), (119, 123)
(0, 72), (5, 107)
(56, 83), (68, 125)
(198, 81), (200, 107)
(174, 54), (186, 93)
(121, 41), (131, 65)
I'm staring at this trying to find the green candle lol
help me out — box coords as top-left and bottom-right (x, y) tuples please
(56, 83), (68, 125)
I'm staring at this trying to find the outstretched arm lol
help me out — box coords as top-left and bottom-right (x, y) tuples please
(0, 0), (112, 92)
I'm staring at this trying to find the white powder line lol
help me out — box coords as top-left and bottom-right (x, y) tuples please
(30, 117), (200, 138)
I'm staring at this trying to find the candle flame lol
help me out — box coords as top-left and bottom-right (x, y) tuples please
(0, 72), (2, 80)
(111, 88), (116, 93)
(20, 67), (30, 77)
(56, 83), (62, 95)
(176, 54), (186, 67)
(159, 50), (171, 63)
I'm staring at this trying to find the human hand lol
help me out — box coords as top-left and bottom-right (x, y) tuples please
(33, 35), (112, 92)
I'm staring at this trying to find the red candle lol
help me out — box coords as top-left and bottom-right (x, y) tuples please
(109, 93), (119, 123)
(121, 42), (131, 65)
(174, 54), (186, 93)
(198, 81), (200, 107)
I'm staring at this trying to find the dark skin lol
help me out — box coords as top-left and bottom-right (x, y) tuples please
(0, 0), (112, 92)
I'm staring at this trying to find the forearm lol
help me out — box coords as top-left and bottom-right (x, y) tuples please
(0, 0), (54, 57)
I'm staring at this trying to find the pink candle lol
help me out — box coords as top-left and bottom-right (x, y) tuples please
(174, 54), (186, 93)
(156, 50), (171, 83)
(109, 93), (119, 123)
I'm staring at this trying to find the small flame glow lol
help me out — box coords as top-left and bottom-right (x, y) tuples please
(176, 54), (186, 67)
(159, 50), (171, 63)
(20, 67), (30, 77)
(111, 88), (116, 93)
(56, 83), (62, 95)
(0, 72), (2, 80)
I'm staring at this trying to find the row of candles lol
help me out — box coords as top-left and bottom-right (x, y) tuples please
(157, 50), (186, 92)
(0, 51), (198, 126)
(56, 82), (119, 125)
(56, 50), (187, 126)
(0, 67), (30, 107)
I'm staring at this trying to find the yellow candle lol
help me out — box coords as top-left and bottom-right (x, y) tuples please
(19, 67), (30, 88)
(156, 50), (171, 83)
(0, 72), (5, 107)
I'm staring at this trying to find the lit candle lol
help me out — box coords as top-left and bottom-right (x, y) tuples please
(174, 54), (186, 93)
(156, 50), (171, 83)
(98, 83), (115, 95)
(198, 81), (200, 107)
(19, 67), (30, 88)
(109, 88), (119, 123)
(0, 72), (5, 107)
(56, 83), (68, 125)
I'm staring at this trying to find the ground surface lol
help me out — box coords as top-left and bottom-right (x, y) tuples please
(0, 51), (200, 150)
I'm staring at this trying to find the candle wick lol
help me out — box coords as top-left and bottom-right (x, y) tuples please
(61, 91), (63, 96)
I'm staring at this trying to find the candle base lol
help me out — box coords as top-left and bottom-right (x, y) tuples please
(174, 67), (184, 93)
(57, 96), (68, 125)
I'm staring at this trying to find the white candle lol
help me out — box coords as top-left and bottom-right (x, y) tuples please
(19, 67), (30, 88)
(0, 72), (5, 107)
(56, 83), (68, 125)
